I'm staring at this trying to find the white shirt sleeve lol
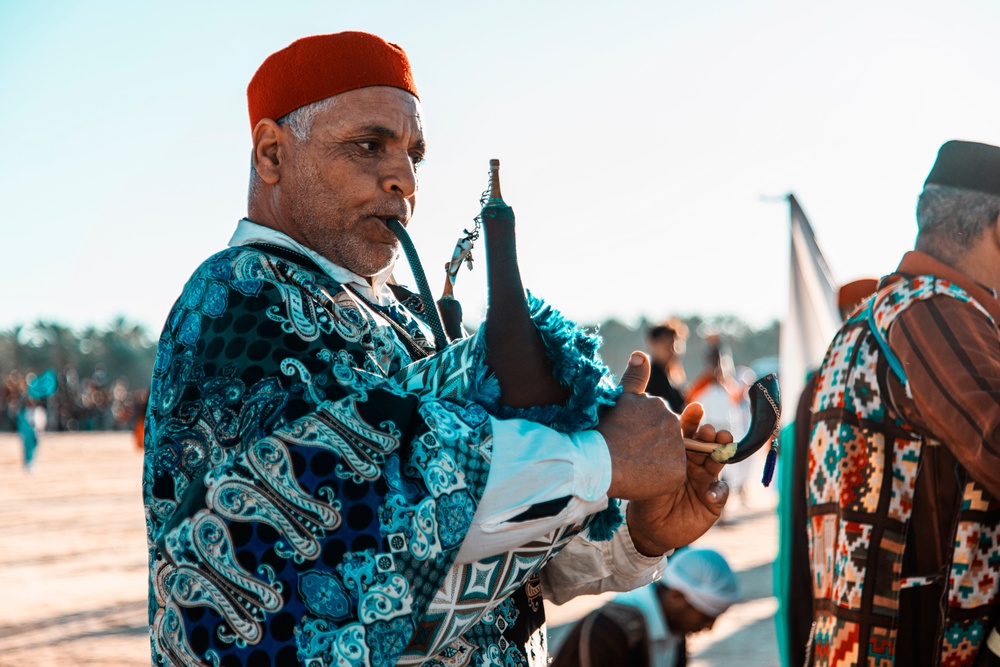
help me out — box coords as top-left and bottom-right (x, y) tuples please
(540, 501), (668, 605)
(454, 416), (613, 564)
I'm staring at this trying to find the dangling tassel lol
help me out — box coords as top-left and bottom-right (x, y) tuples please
(585, 499), (624, 542)
(761, 439), (778, 487)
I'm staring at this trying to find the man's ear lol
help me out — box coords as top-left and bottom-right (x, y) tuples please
(252, 119), (285, 185)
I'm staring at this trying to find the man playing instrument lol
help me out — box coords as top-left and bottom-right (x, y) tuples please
(804, 140), (1000, 666)
(143, 32), (732, 666)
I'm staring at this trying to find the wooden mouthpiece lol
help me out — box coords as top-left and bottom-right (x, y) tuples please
(488, 158), (503, 202)
(683, 438), (721, 454)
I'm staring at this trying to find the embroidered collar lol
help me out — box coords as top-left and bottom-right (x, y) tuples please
(228, 218), (396, 305)
(893, 251), (1000, 322)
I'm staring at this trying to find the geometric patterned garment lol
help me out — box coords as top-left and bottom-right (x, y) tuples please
(806, 274), (1000, 667)
(143, 245), (621, 666)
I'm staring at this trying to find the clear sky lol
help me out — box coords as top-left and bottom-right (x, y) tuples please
(2, 0), (998, 336)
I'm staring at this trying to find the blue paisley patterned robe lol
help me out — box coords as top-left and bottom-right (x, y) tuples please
(143, 244), (620, 666)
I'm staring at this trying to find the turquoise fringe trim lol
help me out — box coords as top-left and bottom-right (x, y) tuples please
(584, 498), (623, 542)
(466, 292), (621, 431)
(464, 292), (623, 540)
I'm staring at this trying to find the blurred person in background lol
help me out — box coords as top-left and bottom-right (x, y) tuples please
(131, 389), (149, 451)
(17, 398), (42, 473)
(646, 318), (688, 413)
(687, 335), (752, 503)
(551, 547), (739, 667)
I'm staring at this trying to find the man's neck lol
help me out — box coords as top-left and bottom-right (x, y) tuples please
(230, 218), (394, 298)
(247, 198), (307, 248)
(952, 242), (1000, 295)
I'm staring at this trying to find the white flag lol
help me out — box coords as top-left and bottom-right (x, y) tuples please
(778, 194), (840, 420)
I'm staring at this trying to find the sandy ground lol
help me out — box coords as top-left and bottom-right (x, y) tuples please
(0, 433), (149, 667)
(0, 433), (780, 666)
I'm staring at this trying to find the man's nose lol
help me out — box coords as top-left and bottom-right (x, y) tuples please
(382, 152), (417, 199)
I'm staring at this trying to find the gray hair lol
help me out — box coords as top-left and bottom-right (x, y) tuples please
(248, 96), (339, 201)
(915, 184), (1000, 261)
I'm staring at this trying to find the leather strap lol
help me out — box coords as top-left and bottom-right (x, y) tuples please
(243, 242), (323, 272)
(385, 218), (448, 351)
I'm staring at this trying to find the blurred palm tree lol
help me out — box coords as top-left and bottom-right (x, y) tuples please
(0, 318), (156, 390)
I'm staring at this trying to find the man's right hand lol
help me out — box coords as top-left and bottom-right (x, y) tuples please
(596, 351), (730, 556)
(596, 352), (687, 500)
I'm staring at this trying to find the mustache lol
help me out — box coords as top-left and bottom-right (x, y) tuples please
(366, 206), (410, 225)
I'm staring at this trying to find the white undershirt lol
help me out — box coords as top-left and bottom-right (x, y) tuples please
(228, 219), (663, 586)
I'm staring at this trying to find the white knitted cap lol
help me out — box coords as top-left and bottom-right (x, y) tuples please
(662, 548), (740, 617)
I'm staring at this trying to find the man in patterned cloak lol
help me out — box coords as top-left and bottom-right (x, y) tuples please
(804, 140), (1000, 666)
(143, 32), (732, 666)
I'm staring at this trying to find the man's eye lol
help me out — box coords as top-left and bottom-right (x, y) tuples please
(358, 140), (380, 152)
(411, 154), (425, 170)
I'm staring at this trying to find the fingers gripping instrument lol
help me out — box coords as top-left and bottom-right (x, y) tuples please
(683, 373), (781, 486)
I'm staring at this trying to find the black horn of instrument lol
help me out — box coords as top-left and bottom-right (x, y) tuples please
(480, 159), (570, 408)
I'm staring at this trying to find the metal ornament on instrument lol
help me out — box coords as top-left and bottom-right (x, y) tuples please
(442, 235), (475, 300)
(440, 171), (491, 299)
(435, 167), (492, 340)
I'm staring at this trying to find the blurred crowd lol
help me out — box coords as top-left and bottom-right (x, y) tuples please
(0, 368), (148, 433)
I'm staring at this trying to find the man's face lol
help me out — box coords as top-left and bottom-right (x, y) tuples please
(668, 600), (717, 635)
(661, 588), (719, 635)
(278, 86), (425, 277)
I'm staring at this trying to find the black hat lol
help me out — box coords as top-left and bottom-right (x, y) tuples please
(924, 140), (1000, 197)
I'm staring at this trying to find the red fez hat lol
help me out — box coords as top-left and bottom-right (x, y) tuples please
(247, 31), (418, 131)
(837, 278), (878, 312)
